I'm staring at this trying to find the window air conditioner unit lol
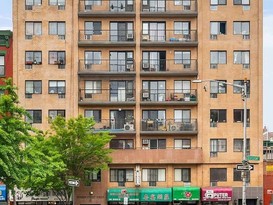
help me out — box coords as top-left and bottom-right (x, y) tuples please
(142, 92), (149, 98)
(142, 63), (149, 69)
(183, 64), (191, 69)
(183, 34), (191, 40)
(243, 34), (250, 40)
(142, 34), (150, 41)
(25, 35), (33, 39)
(85, 64), (92, 69)
(58, 5), (65, 10)
(210, 182), (217, 187)
(127, 33), (134, 40)
(142, 139), (149, 144)
(25, 5), (33, 10)
(184, 5), (190, 10)
(58, 35), (65, 40)
(243, 64), (250, 69)
(210, 34), (217, 40)
(170, 123), (180, 131)
(142, 0), (148, 6)
(85, 5), (92, 10)
(85, 34), (92, 40)
(210, 64), (218, 69)
(126, 64), (133, 70)
(124, 123), (134, 131)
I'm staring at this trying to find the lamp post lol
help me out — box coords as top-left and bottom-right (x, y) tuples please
(193, 79), (248, 205)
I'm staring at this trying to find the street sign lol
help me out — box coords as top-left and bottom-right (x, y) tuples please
(236, 164), (254, 171)
(68, 179), (80, 187)
(247, 155), (260, 161)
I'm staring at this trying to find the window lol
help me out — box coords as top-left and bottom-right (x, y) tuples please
(210, 109), (227, 126)
(25, 22), (42, 39)
(234, 22), (250, 38)
(174, 139), (191, 149)
(142, 22), (165, 41)
(49, 0), (66, 9)
(233, 80), (250, 95)
(85, 51), (101, 66)
(174, 80), (190, 93)
(210, 22), (226, 38)
(142, 51), (166, 71)
(142, 139), (166, 149)
(26, 0), (42, 10)
(48, 80), (66, 94)
(210, 139), (227, 157)
(84, 169), (101, 185)
(174, 21), (190, 35)
(210, 80), (227, 98)
(174, 168), (191, 182)
(210, 0), (226, 5)
(0, 56), (5, 76)
(174, 109), (191, 123)
(85, 80), (102, 95)
(48, 110), (65, 122)
(234, 51), (250, 67)
(233, 0), (250, 5)
(142, 110), (166, 131)
(110, 169), (134, 184)
(210, 168), (227, 182)
(25, 51), (42, 65)
(26, 110), (42, 124)
(85, 0), (101, 6)
(49, 51), (65, 66)
(110, 139), (134, 149)
(233, 138), (250, 152)
(110, 51), (134, 72)
(25, 80), (42, 96)
(49, 22), (66, 39)
(84, 110), (101, 122)
(142, 168), (165, 184)
(210, 51), (226, 68)
(174, 51), (191, 66)
(233, 109), (250, 123)
(110, 22), (134, 42)
(85, 21), (102, 36)
(233, 168), (250, 182)
(142, 81), (165, 101)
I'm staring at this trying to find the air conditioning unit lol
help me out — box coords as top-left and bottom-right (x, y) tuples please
(142, 92), (149, 98)
(25, 35), (33, 39)
(142, 0), (148, 6)
(58, 35), (65, 40)
(142, 63), (149, 69)
(210, 34), (217, 40)
(85, 5), (92, 10)
(127, 33), (134, 40)
(124, 123), (134, 131)
(142, 35), (150, 41)
(85, 64), (92, 69)
(243, 64), (250, 69)
(183, 34), (191, 40)
(142, 139), (149, 144)
(170, 124), (180, 131)
(243, 34), (250, 40)
(58, 5), (65, 10)
(183, 64), (191, 69)
(126, 64), (133, 71)
(184, 5), (190, 10)
(85, 34), (92, 40)
(210, 182), (217, 187)
(210, 64), (218, 69)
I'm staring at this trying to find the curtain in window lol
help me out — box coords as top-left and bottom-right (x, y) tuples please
(174, 169), (181, 181)
(26, 22), (34, 35)
(142, 169), (148, 181)
(49, 52), (58, 64)
(49, 23), (57, 35)
(26, 82), (34, 93)
(158, 169), (165, 181)
(34, 23), (42, 35)
(58, 23), (65, 35)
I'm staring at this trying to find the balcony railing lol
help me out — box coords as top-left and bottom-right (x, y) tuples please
(78, 0), (135, 13)
(91, 119), (135, 132)
(141, 0), (197, 13)
(78, 59), (135, 73)
(141, 118), (197, 132)
(141, 89), (197, 102)
(79, 88), (136, 103)
(140, 59), (197, 73)
(140, 30), (197, 43)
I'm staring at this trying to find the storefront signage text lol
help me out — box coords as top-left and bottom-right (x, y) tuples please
(202, 189), (232, 201)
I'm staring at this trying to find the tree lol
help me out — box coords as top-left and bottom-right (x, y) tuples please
(23, 115), (113, 205)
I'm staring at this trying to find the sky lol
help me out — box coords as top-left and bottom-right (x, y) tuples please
(0, 0), (272, 130)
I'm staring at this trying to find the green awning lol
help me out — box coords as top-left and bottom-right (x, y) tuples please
(107, 188), (140, 202)
(173, 187), (200, 201)
(139, 188), (172, 202)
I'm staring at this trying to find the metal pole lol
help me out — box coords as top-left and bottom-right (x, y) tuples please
(72, 186), (75, 205)
(242, 79), (247, 205)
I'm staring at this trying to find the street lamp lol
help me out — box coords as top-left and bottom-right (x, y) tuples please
(192, 78), (248, 205)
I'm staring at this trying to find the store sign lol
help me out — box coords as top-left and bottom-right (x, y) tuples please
(201, 188), (232, 202)
(139, 188), (172, 202)
(0, 185), (7, 201)
(173, 187), (200, 201)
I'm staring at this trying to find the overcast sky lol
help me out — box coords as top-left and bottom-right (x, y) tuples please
(0, 0), (272, 130)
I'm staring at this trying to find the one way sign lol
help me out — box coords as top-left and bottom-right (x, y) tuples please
(236, 164), (254, 171)
(68, 179), (80, 187)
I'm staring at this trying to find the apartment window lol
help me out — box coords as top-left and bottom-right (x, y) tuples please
(85, 22), (102, 37)
(142, 110), (166, 131)
(174, 139), (191, 149)
(210, 51), (226, 68)
(110, 139), (134, 149)
(110, 22), (134, 42)
(210, 22), (226, 39)
(49, 51), (66, 66)
(210, 80), (227, 98)
(110, 51), (134, 72)
(210, 0), (227, 5)
(210, 109), (227, 126)
(85, 80), (101, 95)
(48, 110), (65, 123)
(49, 22), (66, 39)
(174, 21), (190, 35)
(48, 80), (66, 94)
(85, 0), (102, 6)
(233, 168), (250, 182)
(0, 56), (5, 76)
(142, 22), (165, 41)
(210, 168), (227, 182)
(233, 109), (250, 123)
(142, 51), (166, 71)
(110, 169), (134, 184)
(85, 51), (101, 66)
(233, 80), (250, 95)
(26, 0), (42, 10)
(142, 139), (166, 149)
(174, 168), (191, 182)
(210, 139), (227, 157)
(234, 138), (250, 152)
(26, 110), (42, 124)
(25, 80), (42, 96)
(142, 168), (165, 184)
(84, 169), (101, 185)
(234, 51), (250, 67)
(174, 51), (191, 66)
(25, 51), (42, 65)
(84, 110), (101, 122)
(234, 21), (250, 38)
(233, 0), (250, 5)
(174, 80), (190, 94)
(25, 22), (42, 39)
(49, 0), (66, 10)
(174, 110), (191, 123)
(142, 80), (165, 101)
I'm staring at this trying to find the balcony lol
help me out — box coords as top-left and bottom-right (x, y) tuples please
(141, 0), (197, 18)
(140, 30), (198, 47)
(78, 59), (136, 76)
(78, 0), (135, 17)
(111, 147), (203, 164)
(79, 89), (136, 106)
(141, 89), (197, 106)
(140, 59), (198, 77)
(140, 119), (198, 135)
(91, 119), (136, 134)
(78, 30), (136, 47)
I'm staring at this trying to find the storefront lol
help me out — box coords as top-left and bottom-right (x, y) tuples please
(201, 187), (232, 205)
(172, 187), (200, 205)
(107, 188), (140, 205)
(139, 188), (172, 205)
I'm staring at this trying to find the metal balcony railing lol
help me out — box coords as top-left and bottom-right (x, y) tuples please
(141, 30), (197, 42)
(78, 0), (135, 12)
(79, 30), (135, 42)
(91, 119), (135, 131)
(141, 0), (197, 12)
